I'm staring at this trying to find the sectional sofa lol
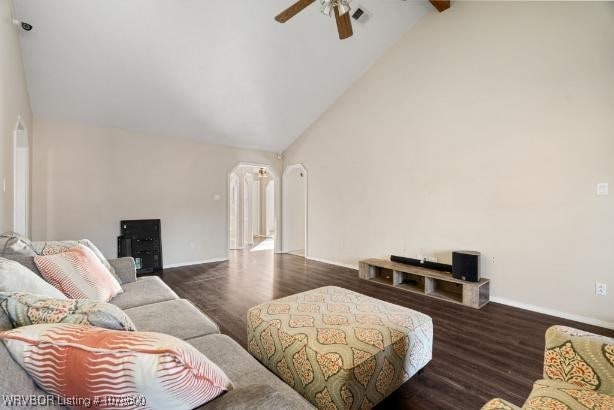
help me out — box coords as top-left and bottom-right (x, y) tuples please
(0, 256), (313, 409)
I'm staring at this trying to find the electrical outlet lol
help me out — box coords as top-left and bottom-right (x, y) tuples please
(426, 256), (438, 263)
(597, 183), (609, 196)
(595, 282), (607, 296)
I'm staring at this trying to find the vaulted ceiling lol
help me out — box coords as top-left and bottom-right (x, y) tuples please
(14, 0), (431, 151)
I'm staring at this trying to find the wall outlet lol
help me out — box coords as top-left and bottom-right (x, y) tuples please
(597, 183), (609, 196)
(595, 282), (607, 296)
(426, 256), (438, 263)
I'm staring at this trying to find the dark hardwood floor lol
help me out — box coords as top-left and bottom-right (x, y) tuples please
(163, 243), (614, 410)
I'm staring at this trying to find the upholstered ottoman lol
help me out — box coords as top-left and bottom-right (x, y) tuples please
(246, 286), (433, 409)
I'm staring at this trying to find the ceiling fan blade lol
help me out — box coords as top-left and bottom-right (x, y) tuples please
(429, 1), (450, 13)
(275, 0), (316, 23)
(334, 5), (353, 40)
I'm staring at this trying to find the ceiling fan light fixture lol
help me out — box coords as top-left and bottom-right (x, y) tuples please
(321, 2), (333, 16)
(337, 3), (351, 15)
(320, 0), (351, 17)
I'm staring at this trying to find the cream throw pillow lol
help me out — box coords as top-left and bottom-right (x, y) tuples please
(0, 257), (66, 299)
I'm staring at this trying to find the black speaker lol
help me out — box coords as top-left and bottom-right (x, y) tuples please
(452, 251), (481, 282)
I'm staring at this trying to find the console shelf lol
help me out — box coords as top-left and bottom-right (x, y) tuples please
(358, 258), (490, 309)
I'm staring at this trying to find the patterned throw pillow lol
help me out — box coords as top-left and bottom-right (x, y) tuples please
(0, 257), (66, 299)
(0, 324), (233, 409)
(0, 292), (136, 331)
(31, 239), (116, 276)
(34, 245), (123, 302)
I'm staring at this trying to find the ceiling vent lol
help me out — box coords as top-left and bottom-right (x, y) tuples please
(351, 7), (371, 24)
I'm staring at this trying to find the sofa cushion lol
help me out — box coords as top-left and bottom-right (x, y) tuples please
(125, 299), (219, 339)
(110, 275), (178, 309)
(202, 384), (308, 410)
(188, 334), (312, 409)
(523, 379), (614, 410)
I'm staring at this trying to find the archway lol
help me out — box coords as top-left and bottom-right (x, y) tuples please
(13, 117), (29, 236)
(227, 162), (281, 255)
(282, 164), (307, 257)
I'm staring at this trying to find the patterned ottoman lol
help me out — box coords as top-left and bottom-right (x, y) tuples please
(246, 286), (433, 409)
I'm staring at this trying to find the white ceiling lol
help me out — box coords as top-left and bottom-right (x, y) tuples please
(14, 0), (430, 152)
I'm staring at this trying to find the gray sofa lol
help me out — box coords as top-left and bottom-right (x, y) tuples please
(0, 257), (313, 410)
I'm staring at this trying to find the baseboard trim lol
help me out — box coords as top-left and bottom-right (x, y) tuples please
(306, 256), (358, 271)
(164, 257), (228, 269)
(305, 256), (613, 330)
(489, 297), (614, 330)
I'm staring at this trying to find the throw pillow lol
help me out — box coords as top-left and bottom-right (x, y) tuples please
(0, 257), (66, 299)
(34, 245), (123, 302)
(0, 232), (36, 258)
(32, 238), (117, 276)
(0, 292), (136, 331)
(0, 324), (233, 409)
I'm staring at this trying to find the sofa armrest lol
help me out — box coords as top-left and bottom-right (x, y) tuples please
(544, 325), (614, 394)
(108, 257), (137, 284)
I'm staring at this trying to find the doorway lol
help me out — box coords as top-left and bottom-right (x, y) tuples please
(227, 163), (280, 254)
(13, 118), (29, 236)
(282, 164), (307, 257)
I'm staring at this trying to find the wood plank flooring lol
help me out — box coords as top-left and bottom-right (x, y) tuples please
(162, 247), (614, 410)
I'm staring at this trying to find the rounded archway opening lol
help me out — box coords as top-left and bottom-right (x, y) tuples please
(282, 164), (308, 257)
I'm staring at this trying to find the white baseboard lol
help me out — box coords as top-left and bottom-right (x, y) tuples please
(305, 256), (358, 271)
(490, 297), (614, 330)
(305, 256), (614, 330)
(164, 257), (228, 269)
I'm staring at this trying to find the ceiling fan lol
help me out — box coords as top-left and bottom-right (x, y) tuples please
(275, 0), (354, 40)
(275, 0), (451, 40)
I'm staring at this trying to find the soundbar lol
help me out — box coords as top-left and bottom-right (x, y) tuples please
(390, 255), (452, 273)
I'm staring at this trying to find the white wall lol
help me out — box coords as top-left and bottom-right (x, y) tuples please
(1, 0), (33, 233)
(265, 180), (275, 237)
(283, 2), (614, 326)
(32, 119), (281, 267)
(283, 166), (306, 253)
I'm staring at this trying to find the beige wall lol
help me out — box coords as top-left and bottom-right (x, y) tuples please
(283, 2), (614, 326)
(0, 0), (33, 233)
(32, 119), (281, 267)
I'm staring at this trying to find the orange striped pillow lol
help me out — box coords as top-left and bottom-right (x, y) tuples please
(34, 245), (122, 302)
(0, 324), (233, 409)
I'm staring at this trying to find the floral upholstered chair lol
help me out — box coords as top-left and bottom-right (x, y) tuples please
(482, 325), (614, 410)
